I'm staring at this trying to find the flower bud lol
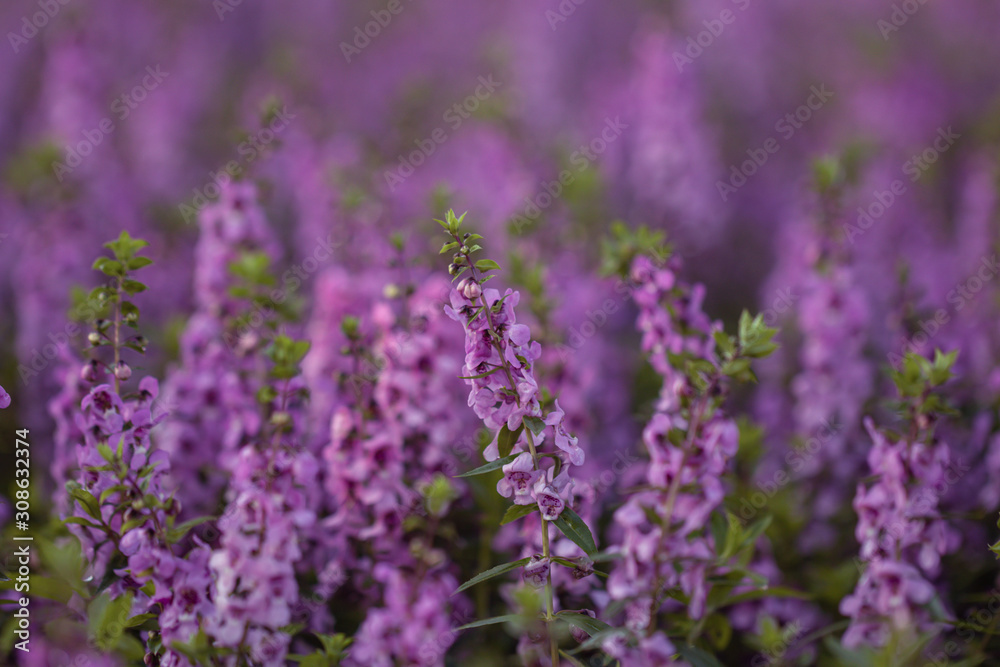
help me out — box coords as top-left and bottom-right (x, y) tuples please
(448, 263), (460, 276)
(462, 280), (482, 300)
(572, 557), (595, 580)
(81, 361), (99, 383)
(115, 361), (132, 381)
(568, 609), (597, 643)
(87, 332), (102, 346)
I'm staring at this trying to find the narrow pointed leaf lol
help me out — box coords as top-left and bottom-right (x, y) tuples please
(456, 614), (524, 631)
(552, 507), (597, 555)
(455, 453), (518, 478)
(455, 557), (531, 594)
(501, 504), (538, 525)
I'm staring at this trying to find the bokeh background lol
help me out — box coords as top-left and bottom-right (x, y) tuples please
(3, 0), (1000, 664)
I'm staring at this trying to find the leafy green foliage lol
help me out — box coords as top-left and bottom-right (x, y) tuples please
(599, 221), (671, 278)
(266, 334), (312, 380)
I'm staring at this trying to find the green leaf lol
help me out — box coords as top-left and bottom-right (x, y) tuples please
(475, 259), (501, 272)
(124, 613), (158, 629)
(440, 241), (459, 254)
(104, 231), (149, 261)
(458, 365), (505, 380)
(558, 650), (590, 667)
(88, 591), (134, 651)
(92, 258), (123, 277)
(126, 256), (153, 271)
(97, 441), (115, 463)
(713, 331), (735, 357)
(69, 487), (102, 520)
(496, 424), (524, 458)
(456, 614), (524, 631)
(423, 474), (458, 517)
(716, 586), (810, 608)
(166, 516), (216, 544)
(455, 557), (531, 594)
(702, 613), (732, 650)
(522, 415), (546, 436)
(99, 484), (128, 504)
(454, 453), (519, 478)
(739, 514), (772, 550)
(63, 516), (104, 530)
(501, 504), (539, 525)
(552, 507), (597, 555)
(122, 279), (147, 295)
(555, 611), (611, 638)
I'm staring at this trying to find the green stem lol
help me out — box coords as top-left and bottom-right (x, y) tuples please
(113, 276), (122, 395)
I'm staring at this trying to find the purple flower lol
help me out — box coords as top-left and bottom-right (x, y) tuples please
(534, 467), (572, 521)
(523, 555), (550, 587)
(497, 453), (540, 505)
(544, 400), (585, 466)
(0, 385), (10, 409)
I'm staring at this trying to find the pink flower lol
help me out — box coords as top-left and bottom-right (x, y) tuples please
(522, 555), (550, 587)
(534, 467), (573, 521)
(544, 401), (585, 466)
(497, 453), (539, 505)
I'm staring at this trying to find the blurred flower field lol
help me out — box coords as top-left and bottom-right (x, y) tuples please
(2, 1), (1000, 665)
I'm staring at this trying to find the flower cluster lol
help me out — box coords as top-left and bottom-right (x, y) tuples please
(57, 232), (215, 667)
(322, 271), (468, 665)
(439, 210), (595, 664)
(157, 182), (281, 517)
(841, 351), (959, 650)
(604, 243), (777, 664)
(206, 337), (318, 667)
